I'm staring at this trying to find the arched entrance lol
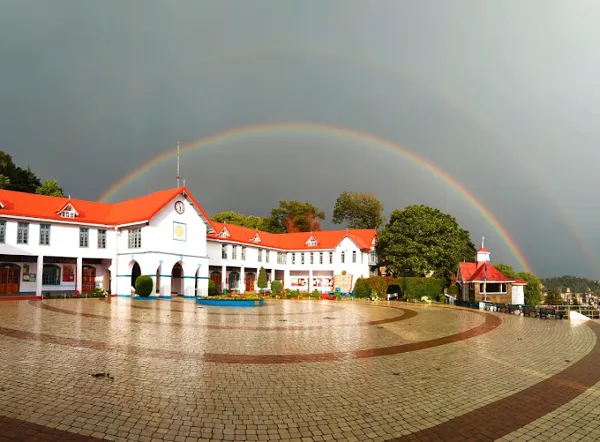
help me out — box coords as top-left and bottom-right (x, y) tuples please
(130, 261), (141, 288)
(210, 271), (222, 294)
(245, 272), (256, 292)
(171, 262), (183, 295)
(0, 263), (20, 294)
(228, 271), (239, 291)
(82, 265), (96, 293)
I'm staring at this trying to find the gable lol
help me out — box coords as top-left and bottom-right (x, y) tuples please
(57, 202), (79, 219)
(217, 226), (231, 239)
(305, 235), (319, 247)
(250, 232), (261, 243)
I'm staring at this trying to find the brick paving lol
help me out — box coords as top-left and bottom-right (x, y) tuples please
(0, 298), (598, 441)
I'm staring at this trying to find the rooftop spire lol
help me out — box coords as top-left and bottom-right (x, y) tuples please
(481, 235), (485, 249)
(176, 141), (181, 188)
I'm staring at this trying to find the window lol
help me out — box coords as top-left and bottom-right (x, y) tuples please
(98, 229), (106, 248)
(42, 264), (61, 285)
(361, 252), (364, 263)
(310, 253), (314, 264)
(241, 247), (246, 260)
(352, 251), (357, 263)
(258, 249), (262, 262)
(369, 249), (377, 263)
(39, 224), (50, 245)
(232, 246), (237, 260)
(17, 222), (28, 244)
(79, 228), (89, 248)
(319, 252), (323, 264)
(479, 283), (507, 294)
(306, 236), (318, 247)
(221, 245), (228, 259)
(265, 250), (269, 263)
(0, 220), (6, 243)
(301, 253), (305, 264)
(292, 253), (296, 265)
(329, 253), (333, 264)
(341, 251), (345, 264)
(277, 252), (286, 264)
(128, 228), (141, 248)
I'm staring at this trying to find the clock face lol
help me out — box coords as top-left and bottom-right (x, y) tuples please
(174, 201), (185, 214)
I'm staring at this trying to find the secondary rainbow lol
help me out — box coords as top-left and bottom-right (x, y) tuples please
(99, 122), (533, 273)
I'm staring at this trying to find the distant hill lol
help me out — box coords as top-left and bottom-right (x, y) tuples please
(541, 275), (600, 294)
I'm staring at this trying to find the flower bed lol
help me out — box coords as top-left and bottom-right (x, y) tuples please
(196, 296), (264, 307)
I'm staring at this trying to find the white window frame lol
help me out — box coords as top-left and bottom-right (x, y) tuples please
(97, 229), (107, 249)
(39, 224), (51, 246)
(79, 227), (89, 248)
(17, 222), (29, 244)
(128, 228), (142, 249)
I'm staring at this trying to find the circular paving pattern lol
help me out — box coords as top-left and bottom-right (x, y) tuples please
(0, 297), (598, 441)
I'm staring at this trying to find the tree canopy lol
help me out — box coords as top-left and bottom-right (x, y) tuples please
(265, 200), (326, 233)
(541, 275), (600, 295)
(377, 205), (476, 284)
(0, 151), (65, 196)
(332, 191), (385, 229)
(212, 211), (265, 230)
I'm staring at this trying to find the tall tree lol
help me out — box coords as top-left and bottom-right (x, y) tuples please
(517, 271), (542, 306)
(265, 201), (325, 233)
(332, 191), (385, 229)
(493, 263), (517, 279)
(257, 266), (268, 292)
(36, 179), (65, 197)
(377, 205), (475, 284)
(212, 211), (268, 230)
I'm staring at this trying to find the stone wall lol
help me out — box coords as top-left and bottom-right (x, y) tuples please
(474, 282), (513, 304)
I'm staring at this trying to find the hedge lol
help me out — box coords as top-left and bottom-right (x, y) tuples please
(270, 280), (283, 295)
(399, 277), (445, 301)
(208, 279), (218, 296)
(135, 275), (153, 297)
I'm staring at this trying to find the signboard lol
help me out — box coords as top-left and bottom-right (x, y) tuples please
(333, 273), (353, 293)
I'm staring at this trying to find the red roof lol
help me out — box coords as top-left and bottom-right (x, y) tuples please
(478, 248), (490, 253)
(0, 186), (214, 229)
(513, 280), (528, 285)
(457, 262), (514, 282)
(208, 222), (377, 251)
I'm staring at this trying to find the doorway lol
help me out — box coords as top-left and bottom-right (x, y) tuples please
(0, 264), (20, 294)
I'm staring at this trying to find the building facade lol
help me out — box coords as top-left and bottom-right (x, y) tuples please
(0, 187), (378, 297)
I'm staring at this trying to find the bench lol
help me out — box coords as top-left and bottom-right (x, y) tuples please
(494, 303), (508, 313)
(539, 307), (565, 320)
(522, 305), (538, 317)
(507, 304), (522, 315)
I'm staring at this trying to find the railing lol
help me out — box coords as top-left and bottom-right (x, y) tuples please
(551, 305), (600, 320)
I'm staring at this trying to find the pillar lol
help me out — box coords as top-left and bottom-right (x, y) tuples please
(240, 266), (245, 292)
(36, 255), (43, 297)
(309, 269), (313, 292)
(76, 256), (83, 293)
(284, 269), (291, 290)
(221, 265), (226, 293)
(270, 269), (275, 285)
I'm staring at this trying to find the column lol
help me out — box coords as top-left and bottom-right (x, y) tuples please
(76, 257), (83, 293)
(284, 269), (291, 290)
(240, 266), (245, 292)
(36, 255), (43, 297)
(309, 269), (313, 292)
(270, 269), (275, 285)
(221, 265), (226, 294)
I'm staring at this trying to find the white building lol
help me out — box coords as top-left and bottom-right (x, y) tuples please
(0, 187), (378, 298)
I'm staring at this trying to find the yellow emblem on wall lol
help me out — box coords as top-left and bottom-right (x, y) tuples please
(173, 222), (186, 241)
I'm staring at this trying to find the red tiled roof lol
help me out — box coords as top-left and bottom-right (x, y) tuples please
(513, 280), (528, 285)
(457, 262), (514, 282)
(208, 222), (377, 251)
(478, 248), (490, 253)
(0, 186), (214, 229)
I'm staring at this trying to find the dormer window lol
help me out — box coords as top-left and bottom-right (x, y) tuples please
(58, 203), (78, 219)
(250, 233), (261, 243)
(306, 236), (318, 247)
(217, 227), (230, 238)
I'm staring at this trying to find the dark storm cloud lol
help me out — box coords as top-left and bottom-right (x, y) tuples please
(1, 0), (599, 277)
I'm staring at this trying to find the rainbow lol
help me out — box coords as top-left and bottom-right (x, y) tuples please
(99, 122), (533, 273)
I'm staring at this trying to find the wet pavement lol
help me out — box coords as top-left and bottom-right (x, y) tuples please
(0, 298), (598, 441)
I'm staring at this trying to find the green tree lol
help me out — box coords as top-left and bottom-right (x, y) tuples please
(257, 266), (268, 292)
(0, 174), (10, 189)
(332, 191), (385, 229)
(517, 271), (543, 306)
(545, 287), (563, 306)
(36, 179), (65, 197)
(0, 151), (64, 195)
(265, 201), (326, 233)
(377, 205), (476, 284)
(212, 211), (269, 230)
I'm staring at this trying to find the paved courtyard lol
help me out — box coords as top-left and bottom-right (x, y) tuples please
(0, 298), (599, 442)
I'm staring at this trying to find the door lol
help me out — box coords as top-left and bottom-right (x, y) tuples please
(211, 272), (222, 293)
(245, 273), (255, 292)
(82, 266), (96, 292)
(0, 266), (20, 294)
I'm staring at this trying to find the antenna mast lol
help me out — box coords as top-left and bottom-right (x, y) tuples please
(176, 141), (180, 187)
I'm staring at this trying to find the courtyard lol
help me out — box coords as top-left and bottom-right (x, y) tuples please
(0, 298), (599, 442)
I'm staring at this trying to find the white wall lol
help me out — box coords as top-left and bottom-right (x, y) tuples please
(0, 218), (115, 259)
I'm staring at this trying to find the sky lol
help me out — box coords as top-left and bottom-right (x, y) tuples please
(1, 0), (599, 278)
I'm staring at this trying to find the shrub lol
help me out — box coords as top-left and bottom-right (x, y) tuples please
(257, 267), (268, 291)
(208, 279), (218, 296)
(354, 278), (371, 299)
(399, 277), (444, 301)
(271, 279), (283, 295)
(135, 275), (153, 297)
